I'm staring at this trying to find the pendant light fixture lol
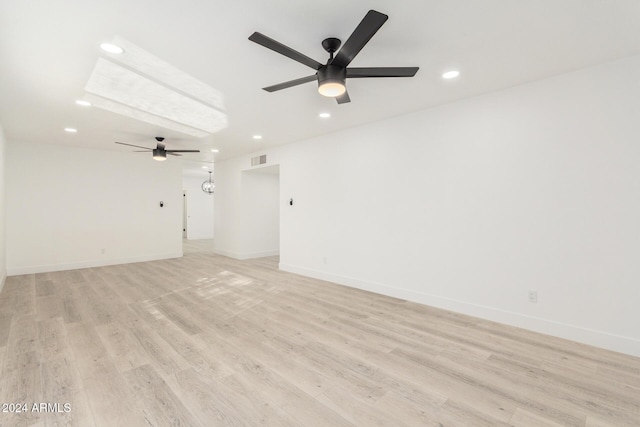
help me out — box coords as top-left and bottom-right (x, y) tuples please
(201, 171), (214, 195)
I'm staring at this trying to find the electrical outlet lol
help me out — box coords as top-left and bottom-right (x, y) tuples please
(528, 290), (538, 303)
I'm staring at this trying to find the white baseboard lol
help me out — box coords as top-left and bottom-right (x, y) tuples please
(6, 252), (184, 276)
(212, 248), (242, 259)
(241, 250), (279, 260)
(186, 234), (215, 240)
(214, 248), (279, 260)
(279, 262), (640, 358)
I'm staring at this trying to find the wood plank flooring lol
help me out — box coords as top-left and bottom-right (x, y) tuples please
(0, 239), (639, 426)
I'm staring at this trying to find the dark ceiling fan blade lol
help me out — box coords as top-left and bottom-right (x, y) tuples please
(331, 10), (388, 68)
(263, 75), (317, 92)
(166, 149), (200, 153)
(249, 32), (323, 70)
(115, 141), (152, 150)
(347, 67), (419, 78)
(336, 90), (351, 104)
(167, 152), (182, 157)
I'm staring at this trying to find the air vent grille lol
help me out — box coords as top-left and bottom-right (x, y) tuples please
(251, 154), (267, 166)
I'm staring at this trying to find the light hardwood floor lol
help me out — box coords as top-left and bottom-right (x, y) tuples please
(0, 240), (639, 426)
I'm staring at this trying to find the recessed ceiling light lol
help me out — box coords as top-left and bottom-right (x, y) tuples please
(100, 43), (124, 54)
(211, 149), (219, 153)
(319, 112), (331, 118)
(253, 135), (262, 140)
(75, 100), (92, 107)
(64, 127), (77, 133)
(442, 70), (460, 79)
(202, 166), (208, 169)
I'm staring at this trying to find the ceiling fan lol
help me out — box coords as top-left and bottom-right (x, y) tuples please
(249, 9), (419, 104)
(115, 137), (200, 161)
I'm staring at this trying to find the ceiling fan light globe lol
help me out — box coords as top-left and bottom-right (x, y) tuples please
(318, 82), (346, 97)
(152, 148), (167, 161)
(317, 65), (347, 98)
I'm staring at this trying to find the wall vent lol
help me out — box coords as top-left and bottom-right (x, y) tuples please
(251, 154), (267, 166)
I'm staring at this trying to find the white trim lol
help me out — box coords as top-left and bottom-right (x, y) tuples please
(279, 262), (640, 357)
(240, 250), (279, 260)
(6, 252), (183, 276)
(214, 248), (279, 260)
(212, 248), (243, 259)
(0, 271), (6, 293)
(186, 234), (215, 240)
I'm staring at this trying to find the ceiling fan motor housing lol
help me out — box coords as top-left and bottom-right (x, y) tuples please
(318, 65), (346, 96)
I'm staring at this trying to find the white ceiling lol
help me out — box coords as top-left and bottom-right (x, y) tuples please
(2, 0), (640, 176)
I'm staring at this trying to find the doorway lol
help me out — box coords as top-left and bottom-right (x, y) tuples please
(241, 164), (280, 258)
(182, 190), (188, 238)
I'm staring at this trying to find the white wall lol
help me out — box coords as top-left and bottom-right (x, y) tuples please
(0, 123), (6, 291)
(6, 141), (183, 274)
(213, 161), (280, 259)
(215, 54), (640, 356)
(182, 174), (214, 240)
(213, 156), (244, 257)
